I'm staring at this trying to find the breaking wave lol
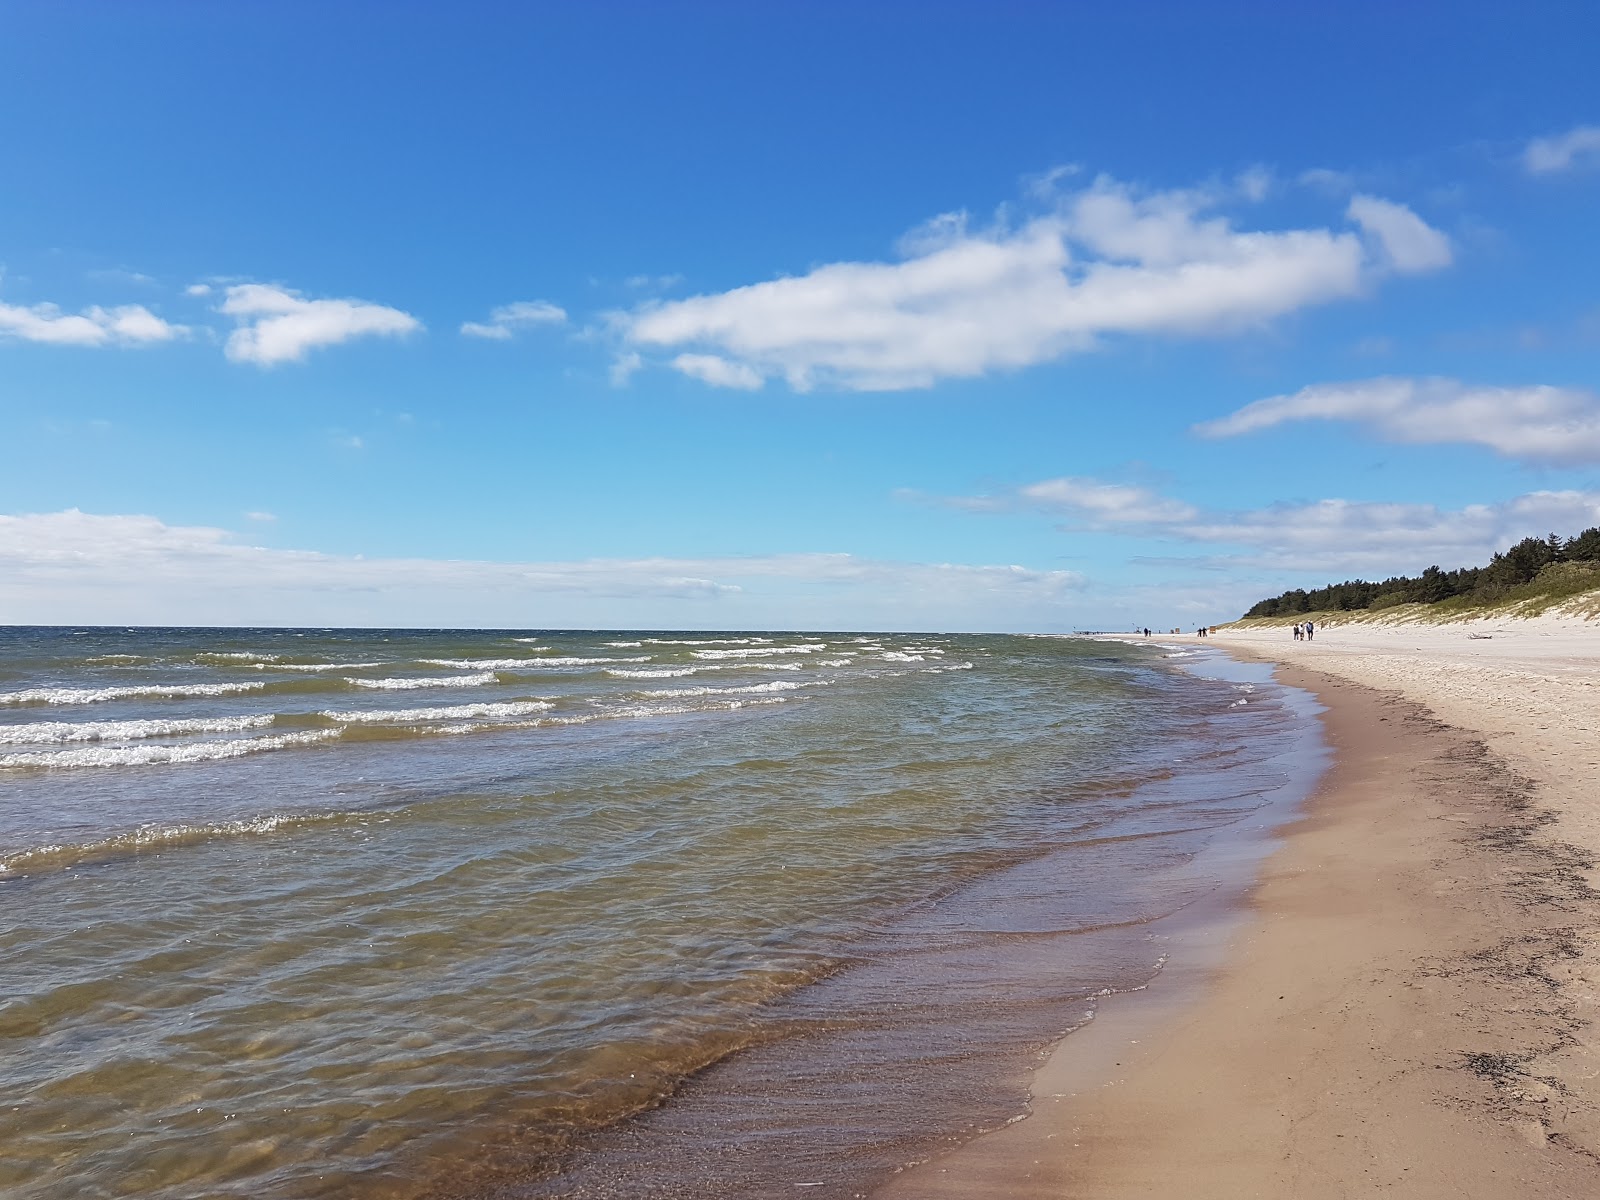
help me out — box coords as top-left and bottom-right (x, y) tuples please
(347, 673), (497, 690)
(0, 682), (269, 707)
(320, 700), (555, 724)
(0, 715), (276, 746)
(0, 730), (340, 770)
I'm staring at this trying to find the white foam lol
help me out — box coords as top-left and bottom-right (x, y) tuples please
(419, 657), (560, 670)
(545, 697), (789, 726)
(604, 641), (643, 648)
(643, 637), (772, 646)
(638, 681), (808, 698)
(691, 646), (821, 659)
(194, 651), (279, 663)
(0, 714), (275, 746)
(0, 682), (268, 706)
(0, 730), (340, 769)
(347, 673), (496, 690)
(606, 667), (703, 679)
(879, 652), (925, 662)
(427, 656), (650, 669)
(268, 661), (387, 672)
(322, 700), (554, 723)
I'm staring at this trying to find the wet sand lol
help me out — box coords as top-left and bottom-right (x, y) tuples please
(877, 629), (1600, 1197)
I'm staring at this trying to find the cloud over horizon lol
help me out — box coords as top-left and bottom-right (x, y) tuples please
(942, 475), (1600, 577)
(1195, 376), (1600, 466)
(623, 176), (1451, 392)
(0, 510), (1087, 630)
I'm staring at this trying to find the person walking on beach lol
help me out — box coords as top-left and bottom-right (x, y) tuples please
(1305, 620), (1315, 641)
(1292, 623), (1302, 641)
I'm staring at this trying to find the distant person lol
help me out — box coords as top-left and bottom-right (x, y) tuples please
(1292, 623), (1302, 641)
(1305, 621), (1315, 641)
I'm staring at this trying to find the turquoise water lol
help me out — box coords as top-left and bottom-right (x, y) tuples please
(0, 628), (1317, 1198)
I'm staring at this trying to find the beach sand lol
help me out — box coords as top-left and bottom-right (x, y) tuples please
(875, 614), (1600, 1197)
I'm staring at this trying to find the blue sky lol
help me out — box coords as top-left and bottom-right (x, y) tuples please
(3, 1), (1599, 630)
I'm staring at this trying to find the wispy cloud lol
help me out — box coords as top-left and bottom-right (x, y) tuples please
(1174, 491), (1600, 575)
(623, 174), (1451, 392)
(940, 474), (1600, 576)
(937, 477), (1198, 526)
(1524, 125), (1600, 174)
(219, 283), (421, 366)
(1345, 195), (1452, 272)
(609, 352), (643, 387)
(671, 353), (764, 390)
(0, 510), (1087, 629)
(460, 300), (567, 340)
(0, 297), (184, 347)
(1195, 376), (1600, 466)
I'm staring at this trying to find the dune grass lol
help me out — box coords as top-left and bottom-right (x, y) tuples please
(1224, 562), (1600, 630)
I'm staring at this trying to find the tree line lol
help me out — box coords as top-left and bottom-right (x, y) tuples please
(1243, 527), (1600, 618)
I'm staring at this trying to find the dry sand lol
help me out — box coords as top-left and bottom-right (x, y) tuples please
(874, 612), (1600, 1198)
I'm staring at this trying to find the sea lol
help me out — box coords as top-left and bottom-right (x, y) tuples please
(0, 627), (1323, 1199)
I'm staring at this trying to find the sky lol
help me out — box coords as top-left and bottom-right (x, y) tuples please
(3, 1), (1600, 631)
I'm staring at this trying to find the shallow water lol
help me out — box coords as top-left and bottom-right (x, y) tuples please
(0, 628), (1318, 1198)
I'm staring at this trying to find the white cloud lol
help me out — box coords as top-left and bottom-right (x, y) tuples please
(1346, 194), (1453, 272)
(624, 175), (1450, 391)
(0, 511), (1087, 630)
(624, 274), (684, 290)
(1235, 165), (1274, 202)
(1524, 125), (1600, 174)
(460, 300), (567, 340)
(609, 351), (643, 386)
(944, 477), (1198, 525)
(185, 283), (212, 297)
(671, 353), (764, 390)
(243, 511), (277, 523)
(219, 283), (421, 366)
(943, 474), (1600, 577)
(1172, 491), (1600, 575)
(0, 298), (183, 347)
(1195, 376), (1600, 466)
(1298, 167), (1355, 193)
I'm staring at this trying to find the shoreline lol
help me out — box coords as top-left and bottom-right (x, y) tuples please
(875, 631), (1600, 1196)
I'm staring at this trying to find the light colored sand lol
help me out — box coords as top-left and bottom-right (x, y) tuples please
(873, 615), (1600, 1197)
(1221, 612), (1600, 864)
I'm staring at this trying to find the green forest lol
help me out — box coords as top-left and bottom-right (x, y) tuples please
(1243, 527), (1600, 618)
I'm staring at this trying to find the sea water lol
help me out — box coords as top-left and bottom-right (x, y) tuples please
(0, 628), (1319, 1198)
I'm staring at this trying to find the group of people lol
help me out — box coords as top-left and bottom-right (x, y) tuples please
(1292, 620), (1316, 641)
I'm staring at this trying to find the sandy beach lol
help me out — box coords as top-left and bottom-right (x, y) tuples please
(877, 613), (1600, 1197)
